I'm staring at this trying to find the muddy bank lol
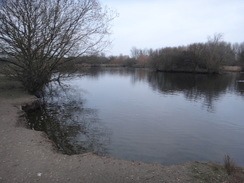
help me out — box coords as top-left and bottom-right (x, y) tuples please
(0, 84), (243, 182)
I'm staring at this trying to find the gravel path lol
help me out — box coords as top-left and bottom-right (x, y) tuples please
(0, 91), (197, 183)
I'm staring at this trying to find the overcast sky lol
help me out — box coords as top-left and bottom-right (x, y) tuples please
(100, 0), (244, 56)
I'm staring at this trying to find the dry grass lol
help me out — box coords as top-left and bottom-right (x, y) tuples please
(223, 155), (244, 183)
(191, 160), (244, 183)
(224, 155), (236, 175)
(222, 66), (242, 72)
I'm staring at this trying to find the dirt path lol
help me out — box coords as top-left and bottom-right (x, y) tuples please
(0, 84), (242, 183)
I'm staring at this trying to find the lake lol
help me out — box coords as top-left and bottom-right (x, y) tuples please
(27, 68), (244, 166)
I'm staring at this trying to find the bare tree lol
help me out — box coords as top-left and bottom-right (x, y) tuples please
(130, 47), (140, 59)
(239, 43), (244, 66)
(204, 34), (233, 71)
(0, 0), (115, 94)
(233, 42), (244, 65)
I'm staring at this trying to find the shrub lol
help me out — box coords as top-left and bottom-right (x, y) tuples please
(224, 154), (236, 175)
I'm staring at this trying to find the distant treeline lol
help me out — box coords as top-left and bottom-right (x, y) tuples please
(63, 34), (244, 73)
(132, 34), (244, 73)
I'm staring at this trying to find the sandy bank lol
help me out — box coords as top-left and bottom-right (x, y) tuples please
(0, 94), (193, 183)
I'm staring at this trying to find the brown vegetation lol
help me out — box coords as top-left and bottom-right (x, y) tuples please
(224, 155), (236, 175)
(223, 66), (242, 72)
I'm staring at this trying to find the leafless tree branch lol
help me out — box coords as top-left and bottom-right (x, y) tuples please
(0, 0), (116, 94)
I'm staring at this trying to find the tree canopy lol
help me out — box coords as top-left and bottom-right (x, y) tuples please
(0, 0), (115, 94)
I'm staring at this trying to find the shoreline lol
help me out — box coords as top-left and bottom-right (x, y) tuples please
(74, 64), (243, 73)
(0, 78), (243, 182)
(0, 93), (192, 182)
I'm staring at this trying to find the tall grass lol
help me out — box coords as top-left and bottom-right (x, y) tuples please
(224, 154), (236, 175)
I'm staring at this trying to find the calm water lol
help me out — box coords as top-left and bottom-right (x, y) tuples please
(27, 68), (244, 166)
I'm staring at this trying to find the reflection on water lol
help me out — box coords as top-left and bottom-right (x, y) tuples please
(236, 73), (244, 95)
(27, 83), (111, 155)
(147, 72), (235, 111)
(26, 68), (244, 166)
(83, 68), (243, 112)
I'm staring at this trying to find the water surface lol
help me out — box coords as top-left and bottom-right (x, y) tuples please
(27, 68), (244, 166)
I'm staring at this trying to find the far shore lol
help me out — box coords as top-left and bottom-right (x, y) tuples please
(71, 63), (243, 73)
